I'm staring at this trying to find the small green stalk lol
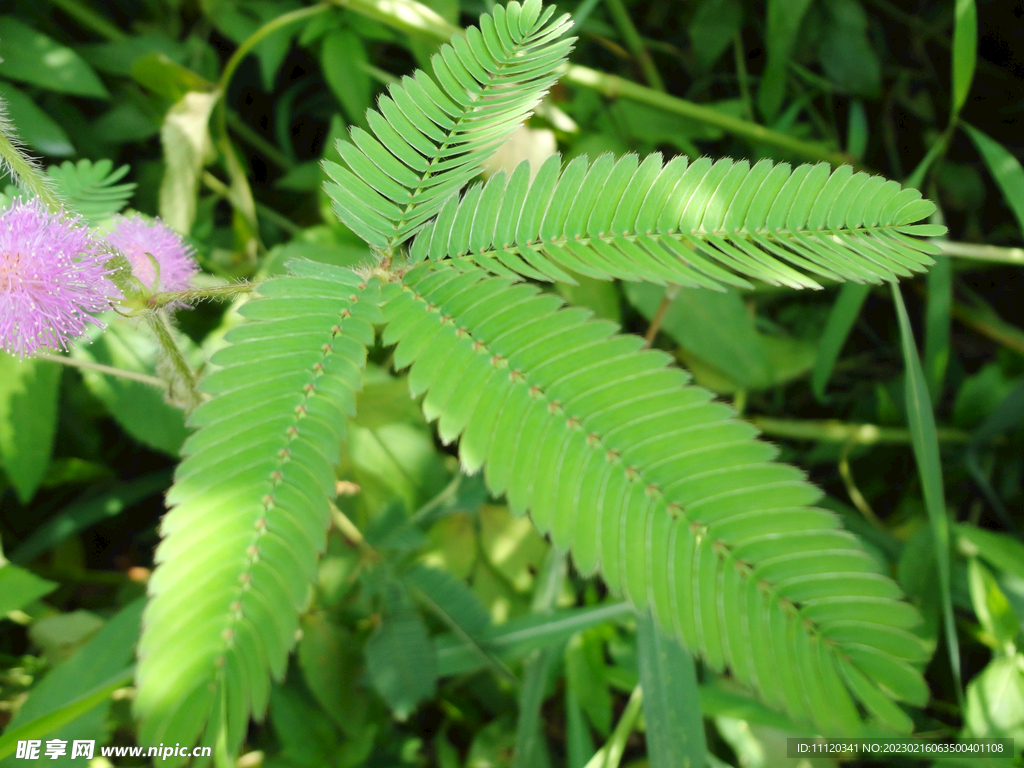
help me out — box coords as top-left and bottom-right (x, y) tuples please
(0, 101), (63, 211)
(146, 312), (201, 411)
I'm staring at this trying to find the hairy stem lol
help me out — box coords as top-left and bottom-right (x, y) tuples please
(35, 353), (165, 388)
(146, 282), (256, 309)
(145, 313), (201, 411)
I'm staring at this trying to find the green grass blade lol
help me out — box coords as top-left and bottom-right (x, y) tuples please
(811, 282), (870, 402)
(891, 283), (961, 706)
(924, 254), (952, 402)
(951, 0), (977, 118)
(964, 123), (1024, 236)
(636, 612), (706, 768)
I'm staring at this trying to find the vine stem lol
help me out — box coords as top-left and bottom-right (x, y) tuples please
(34, 353), (165, 389)
(603, 0), (664, 91)
(643, 285), (679, 346)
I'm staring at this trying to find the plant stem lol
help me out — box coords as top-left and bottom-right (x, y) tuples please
(34, 353), (165, 388)
(643, 285), (678, 345)
(333, 0), (855, 166)
(145, 313), (201, 411)
(0, 111), (63, 211)
(750, 416), (975, 445)
(603, 0), (664, 91)
(146, 282), (256, 309)
(937, 240), (1024, 266)
(583, 684), (644, 768)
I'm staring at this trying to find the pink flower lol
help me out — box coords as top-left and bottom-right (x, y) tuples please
(104, 215), (197, 293)
(0, 199), (111, 358)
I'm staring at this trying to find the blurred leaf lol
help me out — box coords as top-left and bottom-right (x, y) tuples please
(0, 599), (142, 764)
(0, 562), (57, 615)
(406, 563), (491, 638)
(130, 53), (216, 100)
(924, 255), (952, 402)
(0, 666), (134, 763)
(158, 90), (219, 234)
(365, 586), (437, 719)
(566, 631), (611, 736)
(91, 102), (160, 145)
(297, 613), (368, 736)
(956, 525), (1024, 583)
(626, 282), (771, 390)
(968, 558), (1019, 650)
(0, 353), (61, 504)
(0, 82), (73, 157)
(557, 275), (621, 323)
(637, 613), (706, 768)
(268, 680), (340, 766)
(963, 656), (1024, 744)
(951, 0), (978, 117)
(29, 611), (105, 665)
(953, 365), (1016, 428)
(80, 33), (189, 77)
(758, 0), (813, 120)
(565, 685), (595, 768)
(48, 159), (136, 223)
(817, 0), (881, 97)
(687, 0), (742, 72)
(0, 17), (108, 98)
(322, 29), (371, 127)
(964, 123), (1024, 237)
(892, 284), (961, 700)
(205, 0), (304, 91)
(436, 602), (632, 677)
(846, 99), (868, 160)
(71, 315), (190, 456)
(11, 472), (171, 565)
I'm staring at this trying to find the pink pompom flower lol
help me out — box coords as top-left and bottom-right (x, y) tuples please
(0, 199), (112, 358)
(103, 215), (197, 294)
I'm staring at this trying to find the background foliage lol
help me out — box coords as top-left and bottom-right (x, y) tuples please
(1, 0), (1023, 765)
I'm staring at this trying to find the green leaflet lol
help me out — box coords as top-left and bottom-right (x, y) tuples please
(134, 261), (381, 757)
(411, 155), (943, 289)
(383, 262), (929, 735)
(324, 0), (575, 249)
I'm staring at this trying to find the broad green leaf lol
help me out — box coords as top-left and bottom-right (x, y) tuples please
(0, 353), (61, 504)
(406, 563), (491, 638)
(130, 53), (216, 101)
(951, 0), (978, 117)
(322, 29), (372, 127)
(964, 124), (1024, 237)
(758, 0), (813, 120)
(71, 315), (190, 457)
(637, 613), (706, 768)
(0, 17), (108, 98)
(565, 686), (595, 768)
(892, 284), (960, 700)
(0, 82), (73, 157)
(158, 90), (219, 234)
(268, 682), (340, 767)
(0, 598), (143, 764)
(968, 558), (1019, 651)
(0, 563), (57, 615)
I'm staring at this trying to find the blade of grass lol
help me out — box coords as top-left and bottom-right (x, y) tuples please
(951, 0), (977, 119)
(923, 254), (952, 402)
(964, 124), (1024, 236)
(811, 282), (871, 402)
(636, 612), (706, 768)
(891, 283), (962, 709)
(0, 667), (135, 760)
(11, 472), (172, 565)
(583, 685), (644, 768)
(513, 551), (566, 768)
